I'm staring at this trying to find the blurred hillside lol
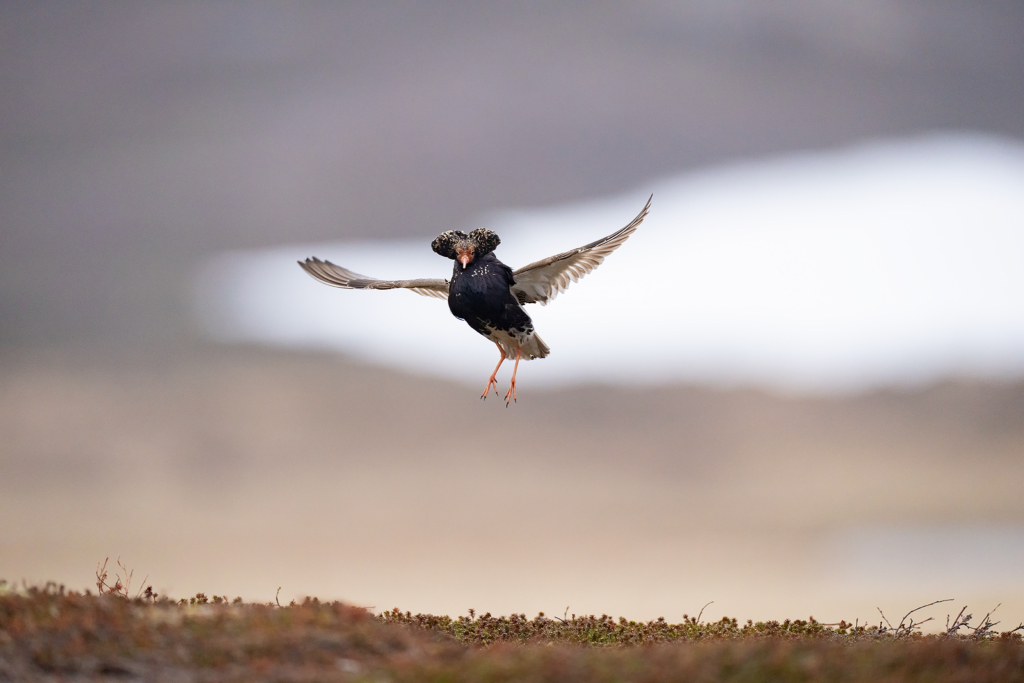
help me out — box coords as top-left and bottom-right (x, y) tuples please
(2, 1), (1024, 346)
(2, 346), (1022, 623)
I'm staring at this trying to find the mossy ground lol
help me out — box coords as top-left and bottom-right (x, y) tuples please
(1, 582), (1022, 682)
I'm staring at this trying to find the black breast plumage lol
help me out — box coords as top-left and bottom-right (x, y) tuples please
(447, 253), (533, 342)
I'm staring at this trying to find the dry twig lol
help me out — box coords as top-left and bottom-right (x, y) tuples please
(877, 599), (952, 638)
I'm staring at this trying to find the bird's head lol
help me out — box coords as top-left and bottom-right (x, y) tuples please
(432, 228), (500, 269)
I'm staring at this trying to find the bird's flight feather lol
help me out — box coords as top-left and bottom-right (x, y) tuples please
(510, 194), (651, 305)
(297, 257), (449, 299)
(298, 194), (650, 304)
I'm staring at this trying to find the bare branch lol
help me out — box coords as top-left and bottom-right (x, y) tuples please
(899, 599), (953, 628)
(876, 607), (894, 632)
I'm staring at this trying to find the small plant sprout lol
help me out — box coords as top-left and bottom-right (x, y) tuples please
(95, 557), (153, 600)
(696, 601), (714, 624)
(946, 603), (1024, 638)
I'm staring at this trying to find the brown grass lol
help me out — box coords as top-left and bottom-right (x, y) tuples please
(2, 580), (1022, 682)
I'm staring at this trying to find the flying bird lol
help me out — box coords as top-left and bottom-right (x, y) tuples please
(299, 195), (651, 404)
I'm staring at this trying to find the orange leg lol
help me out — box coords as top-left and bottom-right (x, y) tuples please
(504, 345), (522, 406)
(481, 342), (504, 400)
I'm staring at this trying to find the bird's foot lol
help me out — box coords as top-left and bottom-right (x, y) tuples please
(480, 375), (500, 400)
(504, 380), (517, 407)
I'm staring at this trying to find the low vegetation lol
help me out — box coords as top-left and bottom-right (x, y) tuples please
(1, 570), (1022, 682)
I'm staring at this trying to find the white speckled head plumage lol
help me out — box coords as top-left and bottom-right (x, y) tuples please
(431, 229), (500, 260)
(467, 228), (500, 257)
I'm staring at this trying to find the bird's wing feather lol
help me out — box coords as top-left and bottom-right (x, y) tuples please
(298, 257), (449, 299)
(511, 194), (651, 306)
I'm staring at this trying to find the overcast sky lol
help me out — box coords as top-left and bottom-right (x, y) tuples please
(3, 1), (1023, 347)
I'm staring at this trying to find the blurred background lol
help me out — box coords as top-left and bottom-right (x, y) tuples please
(2, 1), (1023, 628)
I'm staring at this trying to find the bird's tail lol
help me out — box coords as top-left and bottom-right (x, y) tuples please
(506, 332), (549, 360)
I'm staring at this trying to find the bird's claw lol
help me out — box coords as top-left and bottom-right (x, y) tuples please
(481, 377), (501, 401)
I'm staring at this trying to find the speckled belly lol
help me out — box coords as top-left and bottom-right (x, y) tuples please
(481, 323), (550, 360)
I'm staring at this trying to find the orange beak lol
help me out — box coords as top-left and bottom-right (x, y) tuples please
(457, 250), (473, 269)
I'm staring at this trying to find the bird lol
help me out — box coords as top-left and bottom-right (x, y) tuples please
(299, 195), (651, 405)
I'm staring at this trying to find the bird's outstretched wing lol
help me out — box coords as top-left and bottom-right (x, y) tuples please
(511, 194), (651, 306)
(298, 257), (449, 299)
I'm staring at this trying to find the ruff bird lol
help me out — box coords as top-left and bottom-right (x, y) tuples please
(299, 195), (651, 404)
